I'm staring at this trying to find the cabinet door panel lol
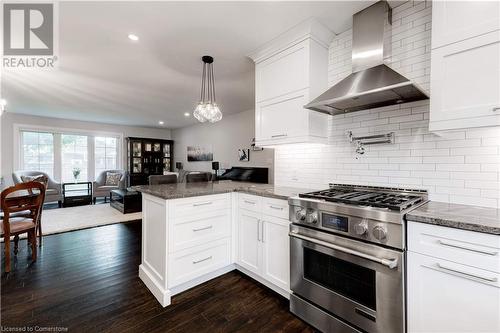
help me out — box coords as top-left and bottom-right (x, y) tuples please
(256, 42), (309, 103)
(408, 251), (500, 333)
(430, 32), (500, 130)
(261, 216), (290, 292)
(237, 210), (261, 274)
(432, 0), (500, 49)
(257, 90), (309, 141)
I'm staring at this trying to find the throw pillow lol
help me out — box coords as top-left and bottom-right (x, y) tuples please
(105, 172), (121, 186)
(21, 174), (48, 188)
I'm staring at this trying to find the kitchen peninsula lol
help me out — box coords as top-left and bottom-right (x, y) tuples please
(134, 181), (307, 307)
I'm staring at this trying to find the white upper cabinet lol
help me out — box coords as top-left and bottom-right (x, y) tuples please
(431, 0), (500, 49)
(429, 2), (500, 131)
(249, 19), (334, 146)
(255, 42), (309, 103)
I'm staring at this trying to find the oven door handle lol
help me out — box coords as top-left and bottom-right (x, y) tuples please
(289, 232), (399, 269)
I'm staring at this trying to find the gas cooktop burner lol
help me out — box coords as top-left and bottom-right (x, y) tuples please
(299, 184), (427, 211)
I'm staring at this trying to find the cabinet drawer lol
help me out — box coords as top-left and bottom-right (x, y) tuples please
(262, 197), (289, 220)
(408, 251), (500, 333)
(238, 193), (262, 212)
(169, 211), (231, 252)
(171, 194), (230, 218)
(408, 222), (500, 273)
(168, 238), (231, 287)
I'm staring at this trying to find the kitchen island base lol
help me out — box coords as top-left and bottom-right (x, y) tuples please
(136, 186), (295, 307)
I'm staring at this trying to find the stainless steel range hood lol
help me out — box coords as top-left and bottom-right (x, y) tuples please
(305, 1), (429, 115)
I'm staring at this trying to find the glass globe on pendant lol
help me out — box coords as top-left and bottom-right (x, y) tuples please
(209, 103), (222, 123)
(202, 103), (213, 121)
(193, 102), (206, 122)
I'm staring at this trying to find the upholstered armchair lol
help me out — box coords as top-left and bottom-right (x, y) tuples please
(93, 170), (126, 203)
(12, 170), (62, 206)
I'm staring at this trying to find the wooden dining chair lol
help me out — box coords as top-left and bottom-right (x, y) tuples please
(1, 182), (46, 273)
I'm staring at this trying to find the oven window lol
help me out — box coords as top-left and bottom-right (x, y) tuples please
(303, 247), (376, 310)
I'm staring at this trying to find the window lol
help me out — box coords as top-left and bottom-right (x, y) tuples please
(18, 127), (121, 182)
(61, 135), (88, 182)
(95, 136), (118, 177)
(21, 131), (54, 177)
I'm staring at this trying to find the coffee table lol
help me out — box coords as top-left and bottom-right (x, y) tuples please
(62, 182), (93, 207)
(110, 188), (142, 214)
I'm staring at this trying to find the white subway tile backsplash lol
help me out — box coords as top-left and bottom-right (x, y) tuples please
(450, 147), (498, 156)
(423, 156), (465, 164)
(436, 164), (481, 172)
(275, 0), (500, 208)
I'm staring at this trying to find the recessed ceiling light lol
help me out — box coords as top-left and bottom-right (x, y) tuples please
(158, 121), (164, 125)
(128, 34), (139, 41)
(184, 112), (190, 117)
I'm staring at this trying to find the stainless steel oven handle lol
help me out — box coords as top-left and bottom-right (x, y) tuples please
(289, 232), (399, 269)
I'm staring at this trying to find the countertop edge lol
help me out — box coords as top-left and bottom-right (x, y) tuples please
(406, 213), (500, 236)
(135, 187), (293, 201)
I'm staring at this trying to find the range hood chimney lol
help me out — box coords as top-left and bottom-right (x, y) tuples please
(304, 1), (429, 115)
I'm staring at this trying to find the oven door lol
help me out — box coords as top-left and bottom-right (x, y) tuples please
(290, 224), (404, 333)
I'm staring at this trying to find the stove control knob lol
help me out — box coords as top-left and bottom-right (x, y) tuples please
(295, 209), (307, 221)
(354, 221), (368, 236)
(373, 225), (387, 241)
(306, 211), (318, 224)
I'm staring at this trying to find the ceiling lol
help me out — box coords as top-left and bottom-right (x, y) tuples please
(1, 1), (375, 129)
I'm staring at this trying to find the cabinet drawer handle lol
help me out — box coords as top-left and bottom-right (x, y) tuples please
(193, 201), (213, 207)
(493, 106), (500, 112)
(269, 205), (284, 210)
(257, 220), (261, 241)
(244, 200), (256, 205)
(192, 225), (213, 232)
(271, 134), (287, 138)
(192, 256), (212, 264)
(434, 263), (498, 283)
(261, 220), (265, 243)
(438, 239), (498, 256)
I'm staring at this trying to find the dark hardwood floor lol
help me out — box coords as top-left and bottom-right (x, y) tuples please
(1, 221), (315, 333)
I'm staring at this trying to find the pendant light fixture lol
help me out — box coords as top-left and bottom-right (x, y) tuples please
(193, 56), (223, 123)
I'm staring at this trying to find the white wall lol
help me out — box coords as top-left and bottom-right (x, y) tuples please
(172, 109), (275, 183)
(0, 112), (171, 188)
(274, 0), (500, 208)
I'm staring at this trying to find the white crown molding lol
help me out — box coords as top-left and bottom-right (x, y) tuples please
(247, 17), (335, 63)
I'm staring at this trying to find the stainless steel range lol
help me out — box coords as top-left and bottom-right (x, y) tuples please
(288, 184), (428, 333)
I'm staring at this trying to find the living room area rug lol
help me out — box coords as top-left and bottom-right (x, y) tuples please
(40, 204), (142, 235)
(1, 204), (142, 242)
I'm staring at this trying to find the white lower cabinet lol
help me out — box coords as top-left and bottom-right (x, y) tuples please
(408, 251), (500, 333)
(237, 194), (290, 293)
(408, 222), (500, 333)
(261, 215), (290, 291)
(237, 209), (261, 274)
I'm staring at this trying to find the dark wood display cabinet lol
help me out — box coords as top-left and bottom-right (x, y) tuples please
(126, 137), (174, 186)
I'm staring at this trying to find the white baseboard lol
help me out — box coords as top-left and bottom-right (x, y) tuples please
(170, 264), (236, 296)
(139, 264), (172, 307)
(141, 263), (290, 307)
(236, 265), (291, 299)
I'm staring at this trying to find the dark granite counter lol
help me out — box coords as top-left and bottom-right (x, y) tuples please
(407, 201), (500, 235)
(133, 180), (309, 201)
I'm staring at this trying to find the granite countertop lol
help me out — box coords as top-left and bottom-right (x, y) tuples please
(133, 180), (309, 201)
(407, 201), (500, 235)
